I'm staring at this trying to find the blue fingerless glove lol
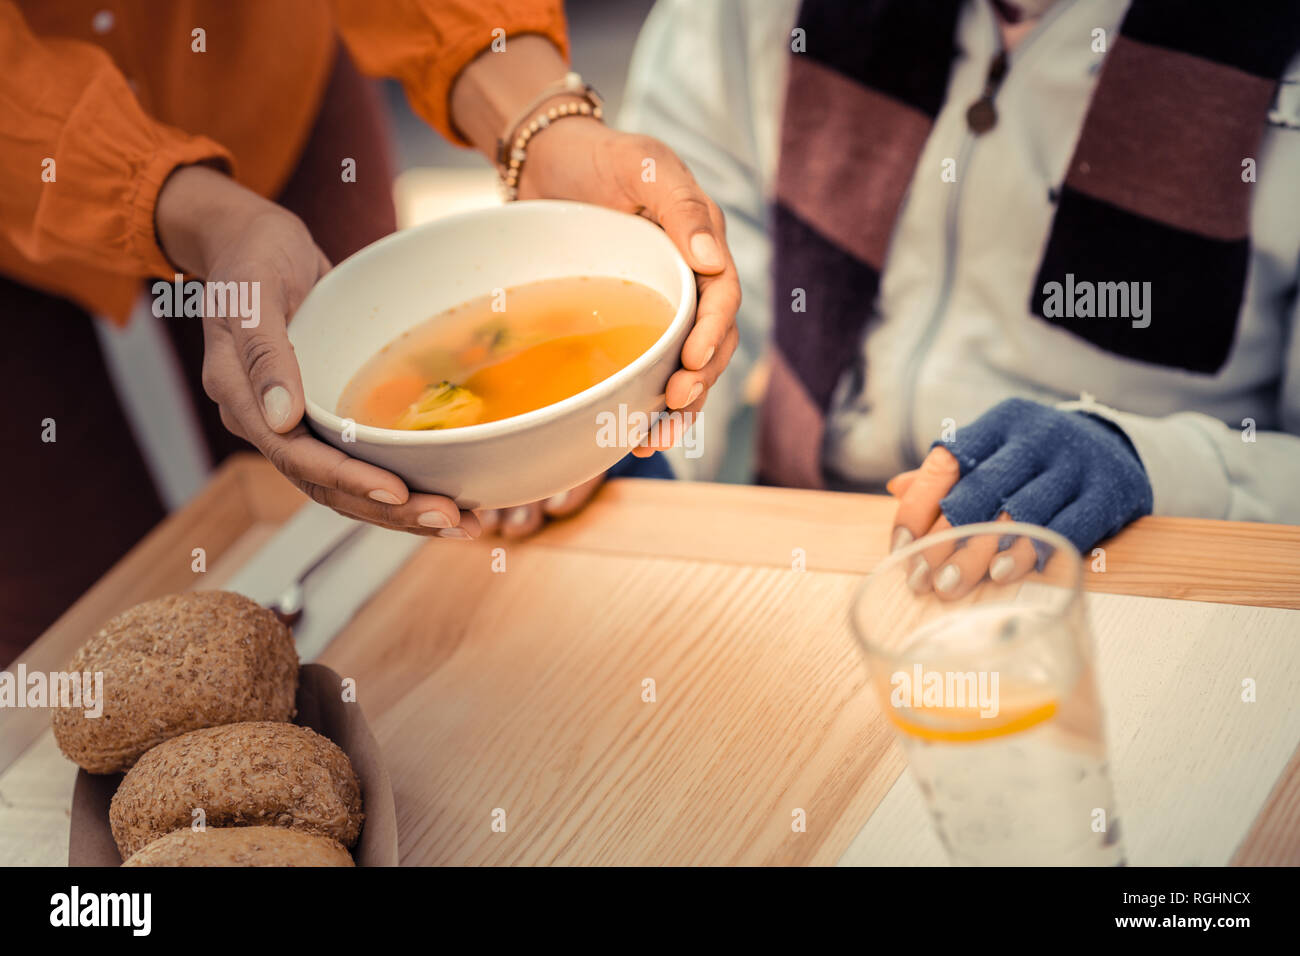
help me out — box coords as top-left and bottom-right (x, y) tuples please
(933, 398), (1153, 555)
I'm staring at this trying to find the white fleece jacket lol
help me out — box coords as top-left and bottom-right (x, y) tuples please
(620, 0), (1300, 524)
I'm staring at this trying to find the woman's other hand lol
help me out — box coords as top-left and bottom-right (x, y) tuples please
(518, 117), (741, 457)
(450, 36), (741, 460)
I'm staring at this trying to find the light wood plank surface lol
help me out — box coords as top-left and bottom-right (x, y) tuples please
(541, 479), (1300, 609)
(3, 454), (1297, 866)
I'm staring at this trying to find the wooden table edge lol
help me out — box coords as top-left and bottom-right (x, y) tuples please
(5, 455), (1297, 865)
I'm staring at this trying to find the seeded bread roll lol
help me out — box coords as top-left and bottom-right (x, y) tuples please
(109, 721), (364, 859)
(122, 826), (354, 867)
(52, 591), (298, 773)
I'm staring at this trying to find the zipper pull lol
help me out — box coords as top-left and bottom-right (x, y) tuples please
(966, 49), (1008, 134)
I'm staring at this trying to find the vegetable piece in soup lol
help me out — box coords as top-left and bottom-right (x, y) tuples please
(337, 276), (674, 430)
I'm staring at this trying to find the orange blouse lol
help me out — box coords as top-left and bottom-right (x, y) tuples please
(0, 0), (568, 324)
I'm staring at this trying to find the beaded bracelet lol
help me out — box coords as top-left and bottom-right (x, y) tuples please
(496, 72), (604, 201)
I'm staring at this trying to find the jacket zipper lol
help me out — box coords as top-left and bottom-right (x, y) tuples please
(893, 0), (1068, 469)
(896, 129), (975, 470)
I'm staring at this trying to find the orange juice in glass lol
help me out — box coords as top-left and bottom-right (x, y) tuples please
(850, 522), (1124, 866)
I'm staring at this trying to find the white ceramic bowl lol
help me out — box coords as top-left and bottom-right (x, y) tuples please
(288, 200), (696, 510)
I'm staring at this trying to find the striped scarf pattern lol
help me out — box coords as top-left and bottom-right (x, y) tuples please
(760, 0), (1300, 489)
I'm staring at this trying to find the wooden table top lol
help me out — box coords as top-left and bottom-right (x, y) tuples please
(3, 453), (1298, 866)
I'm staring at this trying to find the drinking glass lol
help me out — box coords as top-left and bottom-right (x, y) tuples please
(849, 521), (1125, 865)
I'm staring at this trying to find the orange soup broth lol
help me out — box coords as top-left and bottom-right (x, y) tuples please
(338, 276), (674, 430)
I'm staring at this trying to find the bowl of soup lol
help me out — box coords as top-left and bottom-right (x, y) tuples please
(287, 200), (696, 509)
